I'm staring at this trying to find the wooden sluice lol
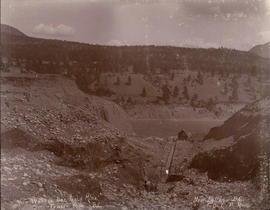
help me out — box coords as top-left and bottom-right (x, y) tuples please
(162, 138), (177, 182)
(161, 130), (188, 183)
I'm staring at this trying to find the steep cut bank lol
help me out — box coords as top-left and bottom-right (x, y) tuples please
(1, 73), (133, 134)
(190, 97), (270, 182)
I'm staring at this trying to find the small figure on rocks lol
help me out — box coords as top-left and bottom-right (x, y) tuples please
(144, 180), (151, 191)
(144, 180), (157, 192)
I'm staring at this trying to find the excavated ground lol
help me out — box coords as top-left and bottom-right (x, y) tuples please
(1, 73), (269, 209)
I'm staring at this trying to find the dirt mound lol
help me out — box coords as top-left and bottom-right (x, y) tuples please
(1, 128), (42, 151)
(42, 135), (148, 188)
(44, 136), (123, 170)
(190, 97), (270, 181)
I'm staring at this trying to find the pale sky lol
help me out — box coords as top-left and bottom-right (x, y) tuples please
(2, 0), (270, 50)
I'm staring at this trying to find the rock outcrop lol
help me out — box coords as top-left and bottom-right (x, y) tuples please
(190, 97), (270, 181)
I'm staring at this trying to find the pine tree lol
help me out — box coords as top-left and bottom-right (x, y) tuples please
(141, 87), (146, 97)
(126, 76), (132, 85)
(114, 76), (120, 85)
(162, 84), (170, 103)
(171, 72), (175, 81)
(127, 96), (133, 104)
(186, 75), (191, 83)
(207, 98), (215, 111)
(173, 86), (179, 97)
(190, 93), (198, 107)
(182, 86), (189, 100)
(197, 71), (203, 85)
(231, 77), (239, 101)
(224, 83), (228, 95)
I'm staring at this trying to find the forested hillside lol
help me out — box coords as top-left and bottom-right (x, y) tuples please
(1, 24), (269, 76)
(1, 24), (269, 110)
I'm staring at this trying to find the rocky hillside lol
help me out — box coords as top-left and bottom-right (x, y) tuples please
(0, 71), (154, 207)
(1, 72), (148, 176)
(190, 97), (270, 184)
(249, 42), (270, 59)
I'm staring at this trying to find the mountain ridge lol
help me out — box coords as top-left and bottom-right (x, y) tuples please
(1, 24), (27, 37)
(249, 42), (270, 59)
(1, 24), (269, 76)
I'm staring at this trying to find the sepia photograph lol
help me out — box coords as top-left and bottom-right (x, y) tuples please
(1, 0), (270, 209)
